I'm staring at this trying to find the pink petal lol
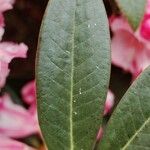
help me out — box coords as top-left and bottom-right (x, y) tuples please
(0, 13), (4, 40)
(0, 94), (38, 138)
(96, 127), (103, 141)
(133, 46), (150, 78)
(0, 27), (4, 41)
(0, 42), (28, 88)
(111, 29), (145, 75)
(0, 13), (4, 26)
(103, 90), (114, 116)
(0, 61), (9, 88)
(146, 0), (150, 15)
(0, 0), (15, 12)
(109, 16), (133, 33)
(137, 0), (150, 41)
(110, 1), (150, 78)
(0, 136), (34, 150)
(21, 80), (36, 115)
(21, 81), (42, 137)
(140, 14), (150, 40)
(0, 42), (28, 63)
(21, 80), (36, 105)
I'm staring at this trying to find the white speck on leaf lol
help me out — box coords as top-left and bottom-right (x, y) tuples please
(96, 66), (99, 69)
(88, 24), (90, 28)
(95, 23), (97, 26)
(79, 88), (82, 94)
(66, 50), (70, 54)
(74, 112), (77, 115)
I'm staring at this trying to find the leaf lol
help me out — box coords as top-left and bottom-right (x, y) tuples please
(115, 0), (147, 30)
(36, 0), (111, 149)
(99, 66), (150, 150)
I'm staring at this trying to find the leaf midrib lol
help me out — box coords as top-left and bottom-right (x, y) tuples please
(70, 1), (76, 150)
(121, 117), (150, 150)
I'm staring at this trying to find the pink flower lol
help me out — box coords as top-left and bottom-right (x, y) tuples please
(110, 0), (150, 78)
(0, 62), (8, 88)
(103, 90), (114, 116)
(0, 94), (38, 138)
(0, 0), (14, 39)
(0, 0), (28, 89)
(0, 0), (39, 149)
(0, 27), (4, 40)
(0, 13), (4, 27)
(0, 43), (28, 89)
(0, 136), (34, 150)
(96, 127), (104, 141)
(21, 81), (44, 146)
(140, 15), (150, 40)
(0, 0), (15, 12)
(139, 0), (150, 40)
(0, 83), (40, 148)
(0, 0), (14, 40)
(21, 80), (41, 135)
(0, 14), (4, 41)
(22, 80), (36, 106)
(0, 42), (28, 63)
(21, 80), (36, 115)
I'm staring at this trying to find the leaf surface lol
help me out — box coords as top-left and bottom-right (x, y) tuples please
(115, 0), (147, 30)
(36, 0), (111, 149)
(99, 66), (150, 150)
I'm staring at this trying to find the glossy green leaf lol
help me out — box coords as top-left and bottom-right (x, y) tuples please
(115, 0), (147, 30)
(99, 66), (150, 150)
(36, 0), (111, 149)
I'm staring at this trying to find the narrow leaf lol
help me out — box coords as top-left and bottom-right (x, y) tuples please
(99, 66), (150, 149)
(36, 0), (111, 150)
(115, 0), (147, 30)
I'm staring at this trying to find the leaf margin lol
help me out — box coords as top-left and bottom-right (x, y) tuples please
(99, 66), (150, 149)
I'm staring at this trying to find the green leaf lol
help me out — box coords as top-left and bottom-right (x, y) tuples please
(99, 66), (150, 150)
(36, 0), (111, 149)
(115, 0), (147, 30)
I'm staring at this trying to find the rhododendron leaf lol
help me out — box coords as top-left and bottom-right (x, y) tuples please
(99, 66), (150, 149)
(36, 0), (111, 149)
(115, 0), (147, 30)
